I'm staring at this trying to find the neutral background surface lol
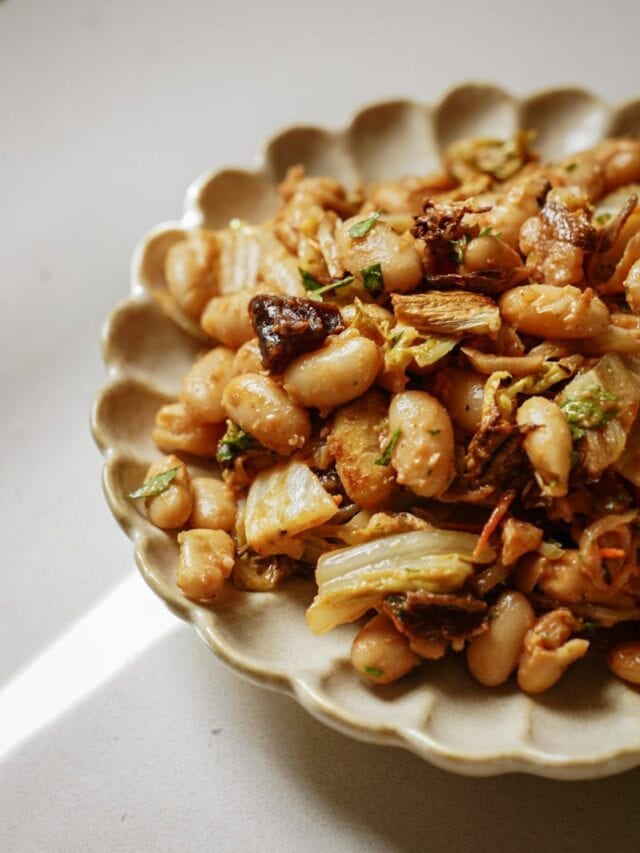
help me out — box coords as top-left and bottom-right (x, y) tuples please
(2, 1), (640, 850)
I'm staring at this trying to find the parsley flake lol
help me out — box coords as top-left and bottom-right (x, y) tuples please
(128, 467), (180, 500)
(449, 233), (471, 264)
(560, 385), (619, 440)
(363, 666), (385, 678)
(361, 262), (384, 297)
(349, 211), (380, 238)
(374, 428), (401, 466)
(596, 212), (612, 224)
(299, 268), (355, 296)
(565, 162), (578, 172)
(428, 428), (441, 436)
(216, 423), (253, 463)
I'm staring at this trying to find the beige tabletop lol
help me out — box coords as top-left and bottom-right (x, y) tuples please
(1, 0), (640, 850)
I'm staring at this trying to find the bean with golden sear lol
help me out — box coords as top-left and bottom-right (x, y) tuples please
(232, 337), (264, 375)
(176, 528), (235, 602)
(181, 346), (235, 423)
(467, 591), (535, 687)
(351, 613), (420, 684)
(499, 284), (609, 339)
(190, 477), (237, 531)
(328, 389), (396, 509)
(143, 454), (193, 530)
(608, 640), (640, 686)
(221, 373), (311, 456)
(152, 402), (225, 457)
(462, 235), (522, 272)
(283, 330), (382, 411)
(336, 216), (423, 293)
(388, 390), (455, 498)
(164, 230), (219, 319)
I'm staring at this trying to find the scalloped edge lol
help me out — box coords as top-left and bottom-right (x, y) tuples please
(92, 84), (640, 779)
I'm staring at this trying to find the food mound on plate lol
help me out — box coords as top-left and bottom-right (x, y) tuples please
(129, 132), (640, 694)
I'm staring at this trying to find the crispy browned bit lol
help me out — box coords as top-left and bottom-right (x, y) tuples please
(232, 552), (302, 591)
(249, 294), (344, 373)
(423, 268), (529, 294)
(411, 199), (491, 273)
(541, 194), (597, 251)
(382, 591), (488, 654)
(392, 291), (501, 336)
(596, 193), (638, 254)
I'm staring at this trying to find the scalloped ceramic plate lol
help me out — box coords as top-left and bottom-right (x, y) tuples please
(93, 84), (640, 779)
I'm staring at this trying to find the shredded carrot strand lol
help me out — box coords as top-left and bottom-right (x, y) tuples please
(472, 489), (516, 562)
(599, 547), (626, 560)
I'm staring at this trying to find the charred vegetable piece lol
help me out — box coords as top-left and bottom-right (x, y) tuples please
(391, 291), (501, 336)
(249, 294), (344, 373)
(383, 591), (488, 653)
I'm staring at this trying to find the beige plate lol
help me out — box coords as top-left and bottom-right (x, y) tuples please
(92, 84), (640, 779)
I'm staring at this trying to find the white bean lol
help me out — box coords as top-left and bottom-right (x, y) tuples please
(388, 391), (455, 498)
(517, 609), (589, 694)
(201, 286), (275, 348)
(164, 230), (219, 319)
(181, 346), (235, 423)
(516, 396), (572, 497)
(176, 529), (235, 602)
(221, 373), (311, 456)
(608, 641), (640, 686)
(152, 402), (225, 457)
(190, 477), (237, 531)
(499, 284), (609, 339)
(351, 613), (420, 684)
(466, 592), (535, 687)
(328, 390), (396, 509)
(232, 338), (264, 375)
(434, 367), (485, 434)
(283, 330), (382, 411)
(336, 216), (423, 293)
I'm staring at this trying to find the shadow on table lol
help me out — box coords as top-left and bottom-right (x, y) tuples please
(248, 680), (640, 853)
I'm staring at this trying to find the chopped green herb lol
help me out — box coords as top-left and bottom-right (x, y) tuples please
(560, 384), (620, 440)
(361, 262), (384, 297)
(580, 620), (600, 634)
(299, 268), (323, 291)
(545, 538), (563, 549)
(565, 162), (578, 172)
(216, 423), (253, 463)
(299, 268), (355, 296)
(449, 233), (471, 264)
(374, 427), (401, 466)
(428, 428), (441, 436)
(390, 331), (404, 348)
(349, 211), (380, 238)
(128, 467), (180, 500)
(363, 666), (385, 678)
(478, 226), (502, 239)
(596, 212), (612, 224)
